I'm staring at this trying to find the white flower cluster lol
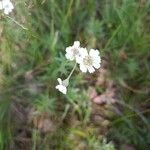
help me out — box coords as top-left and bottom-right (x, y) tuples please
(0, 0), (14, 15)
(65, 41), (101, 73)
(56, 41), (101, 94)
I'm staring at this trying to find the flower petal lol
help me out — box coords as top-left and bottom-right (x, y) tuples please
(78, 48), (88, 58)
(0, 2), (3, 9)
(93, 56), (101, 64)
(89, 49), (100, 58)
(79, 63), (87, 73)
(61, 86), (67, 94)
(55, 85), (60, 89)
(87, 66), (95, 73)
(65, 46), (72, 53)
(56, 85), (67, 94)
(93, 62), (101, 69)
(4, 9), (9, 15)
(1, 0), (14, 14)
(10, 3), (14, 9)
(57, 78), (62, 84)
(65, 53), (74, 61)
(65, 46), (75, 61)
(75, 55), (83, 64)
(73, 41), (80, 48)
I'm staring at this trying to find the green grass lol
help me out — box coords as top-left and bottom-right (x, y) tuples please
(0, 0), (150, 149)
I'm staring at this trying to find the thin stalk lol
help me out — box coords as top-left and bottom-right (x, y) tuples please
(6, 16), (28, 30)
(67, 63), (77, 80)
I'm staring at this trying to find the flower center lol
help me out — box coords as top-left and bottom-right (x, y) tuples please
(83, 56), (93, 66)
(72, 48), (79, 56)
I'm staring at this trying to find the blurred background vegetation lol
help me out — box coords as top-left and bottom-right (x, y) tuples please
(0, 0), (150, 149)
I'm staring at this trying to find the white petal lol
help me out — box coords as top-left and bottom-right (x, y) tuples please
(4, 9), (9, 15)
(73, 41), (80, 48)
(0, 2), (3, 9)
(93, 62), (101, 69)
(87, 66), (95, 73)
(9, 3), (14, 9)
(65, 46), (74, 60)
(1, 0), (14, 13)
(79, 64), (87, 73)
(57, 78), (62, 84)
(65, 53), (74, 61)
(75, 56), (83, 64)
(78, 48), (88, 58)
(89, 49), (100, 58)
(55, 85), (60, 89)
(93, 56), (101, 64)
(61, 86), (67, 94)
(56, 85), (67, 94)
(65, 46), (72, 53)
(2, 0), (11, 5)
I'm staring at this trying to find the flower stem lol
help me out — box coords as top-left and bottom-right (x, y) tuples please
(6, 16), (28, 30)
(67, 63), (77, 80)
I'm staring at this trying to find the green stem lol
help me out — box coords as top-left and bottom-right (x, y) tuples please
(6, 16), (28, 30)
(67, 63), (77, 80)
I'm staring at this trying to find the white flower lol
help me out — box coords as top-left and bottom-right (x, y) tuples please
(55, 78), (67, 94)
(77, 48), (101, 73)
(65, 41), (81, 62)
(0, 0), (14, 15)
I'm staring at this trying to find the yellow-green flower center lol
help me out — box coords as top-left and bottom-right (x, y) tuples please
(83, 56), (93, 66)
